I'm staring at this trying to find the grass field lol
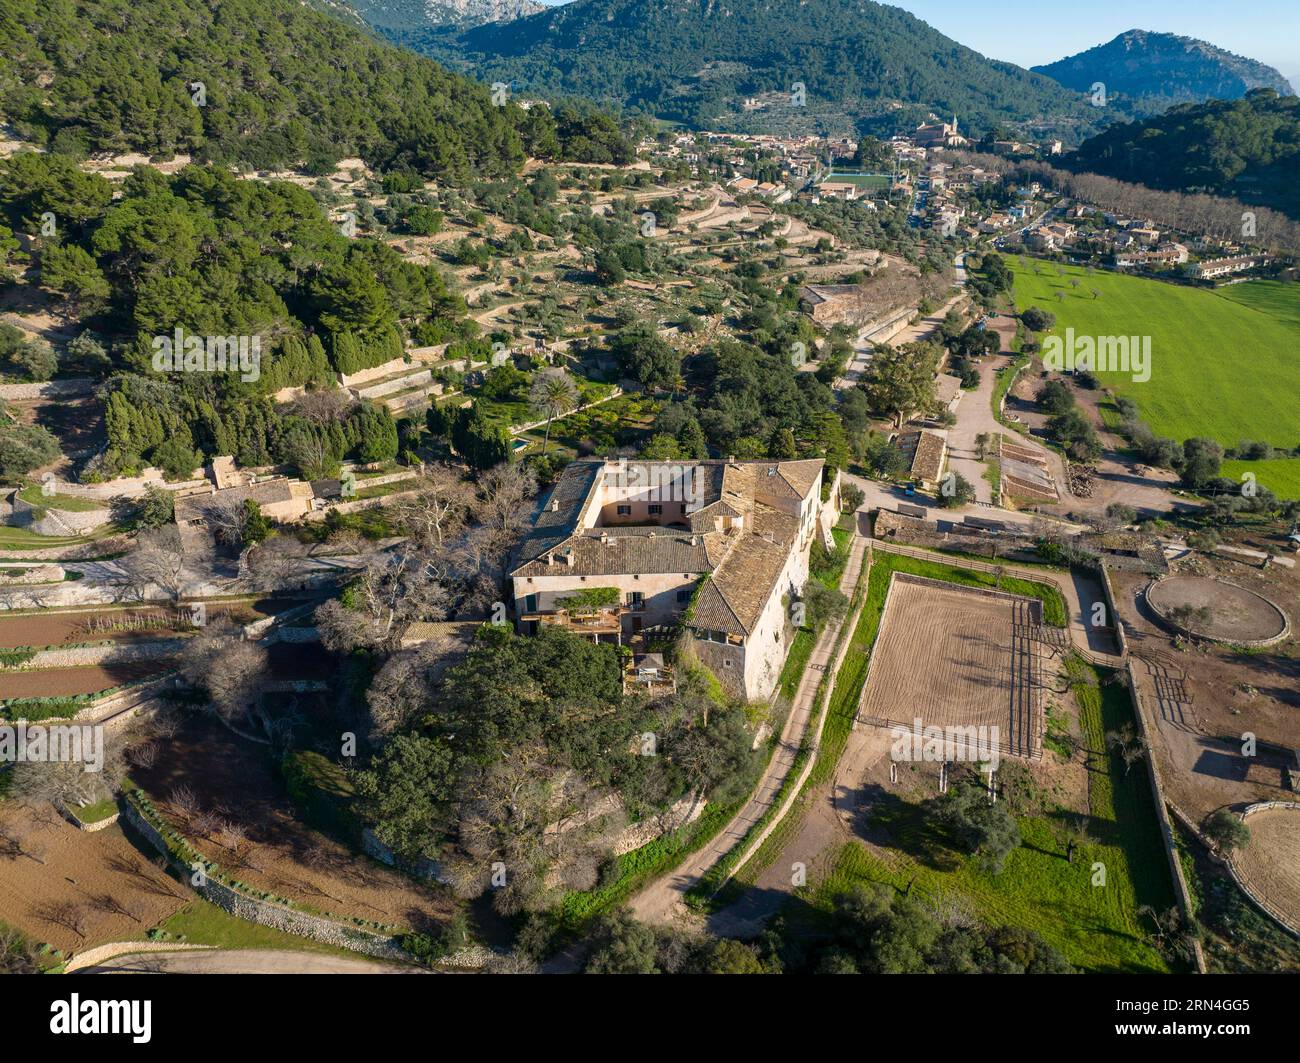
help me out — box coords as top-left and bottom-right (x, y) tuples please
(805, 655), (1176, 972)
(15, 484), (107, 511)
(1009, 259), (1300, 449)
(827, 171), (892, 190)
(1221, 458), (1300, 500)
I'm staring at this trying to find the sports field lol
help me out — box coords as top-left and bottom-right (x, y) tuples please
(1009, 260), (1300, 450)
(827, 171), (892, 190)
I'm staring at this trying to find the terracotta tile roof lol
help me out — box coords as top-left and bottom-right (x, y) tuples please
(513, 528), (727, 577)
(175, 478), (294, 522)
(692, 530), (793, 635)
(895, 430), (947, 484)
(511, 459), (823, 606)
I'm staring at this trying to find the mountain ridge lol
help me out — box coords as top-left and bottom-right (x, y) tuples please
(1033, 29), (1294, 116)
(375, 0), (1105, 139)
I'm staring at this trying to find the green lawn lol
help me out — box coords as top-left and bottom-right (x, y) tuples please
(70, 797), (118, 825)
(806, 655), (1176, 972)
(1009, 260), (1300, 449)
(1221, 458), (1300, 500)
(153, 900), (389, 960)
(16, 484), (107, 511)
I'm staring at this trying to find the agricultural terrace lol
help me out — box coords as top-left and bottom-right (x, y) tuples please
(1008, 259), (1300, 452)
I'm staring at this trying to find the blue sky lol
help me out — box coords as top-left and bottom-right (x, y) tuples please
(888, 0), (1300, 84)
(536, 0), (1300, 86)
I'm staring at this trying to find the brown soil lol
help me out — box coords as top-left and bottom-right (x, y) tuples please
(0, 802), (187, 952)
(132, 717), (455, 932)
(0, 601), (279, 649)
(1147, 575), (1288, 643)
(0, 660), (172, 699)
(1111, 566), (1300, 822)
(859, 575), (1045, 758)
(1233, 807), (1300, 933)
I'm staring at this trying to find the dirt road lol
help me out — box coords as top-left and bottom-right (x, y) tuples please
(627, 532), (870, 925)
(83, 949), (421, 974)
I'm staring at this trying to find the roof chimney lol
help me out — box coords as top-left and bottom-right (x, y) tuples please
(549, 497), (560, 512)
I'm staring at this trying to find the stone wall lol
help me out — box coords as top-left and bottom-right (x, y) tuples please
(121, 798), (408, 961)
(1123, 661), (1208, 972)
(8, 639), (182, 670)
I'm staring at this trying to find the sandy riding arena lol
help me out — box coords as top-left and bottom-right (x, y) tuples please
(857, 574), (1047, 759)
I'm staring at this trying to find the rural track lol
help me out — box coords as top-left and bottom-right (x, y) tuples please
(626, 532), (870, 926)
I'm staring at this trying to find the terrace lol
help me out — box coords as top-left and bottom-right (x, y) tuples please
(623, 652), (677, 696)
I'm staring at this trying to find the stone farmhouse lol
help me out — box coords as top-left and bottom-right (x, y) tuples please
(510, 458), (839, 700)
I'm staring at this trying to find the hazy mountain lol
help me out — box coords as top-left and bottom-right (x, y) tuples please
(377, 0), (1102, 139)
(1034, 30), (1294, 116)
(345, 0), (543, 32)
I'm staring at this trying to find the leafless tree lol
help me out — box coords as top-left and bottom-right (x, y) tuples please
(200, 491), (250, 550)
(242, 534), (312, 592)
(1105, 723), (1148, 776)
(392, 465), (476, 548)
(169, 784), (199, 820)
(8, 733), (129, 810)
(365, 634), (469, 739)
(177, 620), (271, 740)
(114, 526), (185, 601)
(314, 545), (451, 653)
(292, 388), (354, 425)
(444, 750), (626, 917)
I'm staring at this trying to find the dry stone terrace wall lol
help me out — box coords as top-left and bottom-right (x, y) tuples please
(120, 797), (409, 961)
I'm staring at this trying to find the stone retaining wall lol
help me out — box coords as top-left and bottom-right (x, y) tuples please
(6, 639), (182, 670)
(121, 798), (408, 961)
(1124, 661), (1207, 972)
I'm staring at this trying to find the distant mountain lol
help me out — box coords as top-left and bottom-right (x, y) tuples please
(1062, 90), (1300, 219)
(379, 0), (1102, 139)
(345, 0), (542, 33)
(1034, 30), (1294, 116)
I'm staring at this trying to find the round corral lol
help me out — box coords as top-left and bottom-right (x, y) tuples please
(1230, 804), (1300, 937)
(1146, 575), (1289, 646)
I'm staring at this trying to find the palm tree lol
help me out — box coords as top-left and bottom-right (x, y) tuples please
(530, 368), (578, 456)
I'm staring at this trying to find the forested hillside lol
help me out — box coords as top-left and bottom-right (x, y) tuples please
(1062, 90), (1300, 219)
(0, 0), (532, 180)
(385, 0), (1101, 138)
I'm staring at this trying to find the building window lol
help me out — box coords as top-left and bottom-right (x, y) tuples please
(524, 594), (537, 612)
(617, 505), (631, 516)
(630, 591), (644, 610)
(648, 504), (662, 515)
(723, 658), (733, 668)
